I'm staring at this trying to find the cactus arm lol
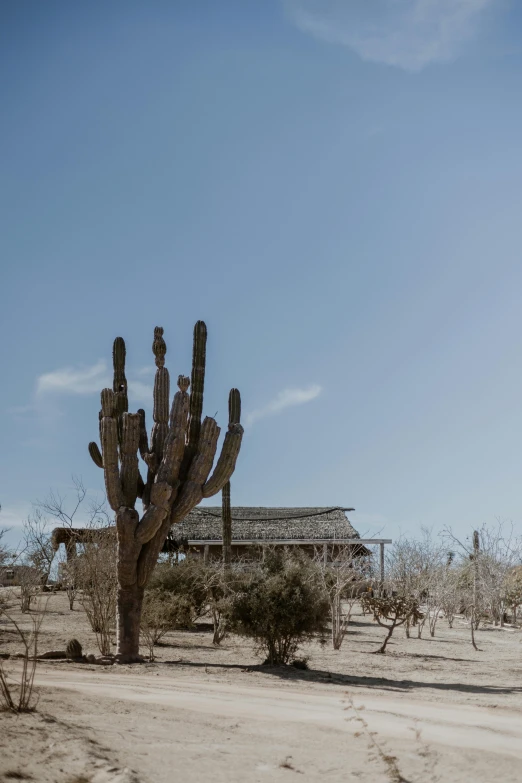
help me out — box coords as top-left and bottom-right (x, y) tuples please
(137, 415), (219, 586)
(181, 321), (207, 477)
(156, 387), (190, 487)
(88, 441), (103, 468)
(188, 320), (207, 445)
(150, 328), (170, 464)
(171, 416), (220, 520)
(202, 389), (243, 498)
(100, 389), (124, 511)
(113, 337), (127, 396)
(120, 412), (141, 507)
(228, 388), (241, 425)
(135, 482), (173, 545)
(202, 423), (243, 498)
(137, 409), (149, 460)
(135, 377), (190, 551)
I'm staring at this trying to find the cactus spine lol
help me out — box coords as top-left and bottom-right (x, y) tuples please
(87, 323), (243, 661)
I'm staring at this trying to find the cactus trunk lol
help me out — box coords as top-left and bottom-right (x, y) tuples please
(117, 583), (144, 661)
(88, 323), (243, 661)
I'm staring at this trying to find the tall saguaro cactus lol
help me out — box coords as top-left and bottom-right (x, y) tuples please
(89, 322), (243, 661)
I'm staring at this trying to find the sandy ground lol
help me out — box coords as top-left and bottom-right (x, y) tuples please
(1, 591), (522, 783)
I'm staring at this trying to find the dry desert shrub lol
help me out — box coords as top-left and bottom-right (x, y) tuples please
(227, 548), (329, 665)
(0, 603), (45, 713)
(74, 530), (117, 656)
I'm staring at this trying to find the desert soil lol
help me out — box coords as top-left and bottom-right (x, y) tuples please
(1, 590), (521, 783)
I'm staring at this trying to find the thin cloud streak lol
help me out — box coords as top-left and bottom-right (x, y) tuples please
(245, 384), (322, 427)
(284, 0), (497, 71)
(36, 362), (152, 402)
(36, 360), (110, 395)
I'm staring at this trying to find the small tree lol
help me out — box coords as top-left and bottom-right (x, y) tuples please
(76, 530), (117, 656)
(18, 565), (41, 613)
(0, 527), (10, 567)
(362, 593), (423, 654)
(148, 559), (209, 624)
(229, 549), (329, 665)
(386, 529), (444, 639)
(504, 567), (522, 624)
(140, 589), (191, 661)
(315, 545), (368, 650)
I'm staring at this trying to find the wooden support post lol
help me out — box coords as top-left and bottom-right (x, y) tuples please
(204, 544), (209, 565)
(379, 542), (385, 593)
(323, 543), (328, 565)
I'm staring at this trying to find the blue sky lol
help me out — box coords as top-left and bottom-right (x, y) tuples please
(2, 0), (522, 548)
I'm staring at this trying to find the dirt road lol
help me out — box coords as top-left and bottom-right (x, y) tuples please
(24, 666), (522, 783)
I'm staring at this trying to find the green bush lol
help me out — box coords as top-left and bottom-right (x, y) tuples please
(148, 559), (209, 624)
(228, 550), (329, 665)
(140, 588), (193, 660)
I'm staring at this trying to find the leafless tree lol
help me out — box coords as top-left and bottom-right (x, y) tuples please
(0, 527), (10, 567)
(362, 593), (423, 654)
(314, 545), (369, 650)
(18, 566), (41, 613)
(22, 508), (56, 587)
(75, 529), (117, 656)
(443, 521), (522, 649)
(386, 529), (445, 638)
(24, 476), (111, 600)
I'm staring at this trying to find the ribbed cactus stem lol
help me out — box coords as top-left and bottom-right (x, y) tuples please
(222, 481), (231, 571)
(151, 366), (170, 462)
(202, 388), (243, 498)
(228, 388), (241, 426)
(113, 337), (127, 389)
(100, 389), (123, 511)
(152, 326), (166, 368)
(120, 413), (141, 507)
(137, 409), (149, 460)
(188, 320), (207, 448)
(88, 441), (103, 469)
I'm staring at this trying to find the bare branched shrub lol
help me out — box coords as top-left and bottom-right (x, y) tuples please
(505, 566), (522, 624)
(443, 521), (522, 646)
(22, 508), (56, 588)
(362, 592), (423, 654)
(0, 604), (45, 713)
(0, 527), (10, 567)
(76, 530), (117, 656)
(386, 529), (446, 639)
(18, 566), (41, 613)
(315, 545), (369, 650)
(228, 549), (329, 665)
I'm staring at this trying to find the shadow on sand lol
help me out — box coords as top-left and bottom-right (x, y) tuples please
(159, 658), (522, 696)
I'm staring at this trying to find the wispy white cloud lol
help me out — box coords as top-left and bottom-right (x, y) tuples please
(284, 0), (497, 71)
(36, 360), (110, 395)
(35, 362), (152, 402)
(245, 384), (322, 427)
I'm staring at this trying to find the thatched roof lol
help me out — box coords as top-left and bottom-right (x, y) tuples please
(172, 507), (360, 543)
